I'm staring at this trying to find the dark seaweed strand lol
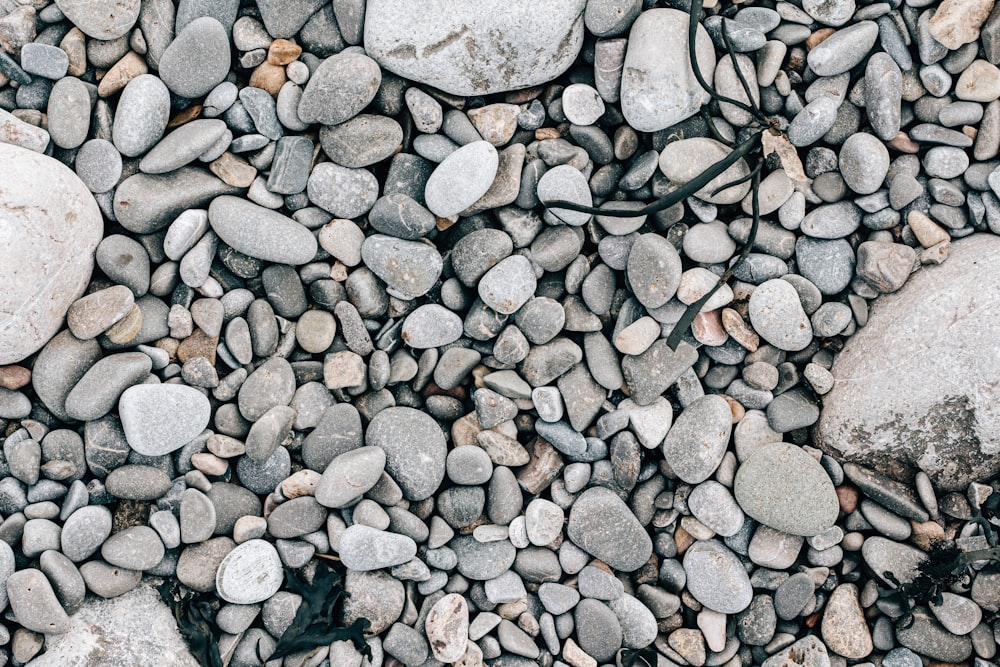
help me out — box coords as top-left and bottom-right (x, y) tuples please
(719, 20), (768, 123)
(666, 165), (762, 350)
(701, 107), (736, 147)
(541, 130), (762, 217)
(709, 158), (762, 197)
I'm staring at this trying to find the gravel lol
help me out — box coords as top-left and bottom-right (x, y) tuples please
(1, 1), (999, 665)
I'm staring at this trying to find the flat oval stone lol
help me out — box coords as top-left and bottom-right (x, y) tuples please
(112, 74), (171, 158)
(209, 195), (317, 265)
(56, 0), (139, 39)
(424, 141), (499, 218)
(101, 526), (164, 571)
(366, 407), (446, 501)
(315, 446), (386, 508)
(537, 164), (593, 226)
(659, 138), (752, 204)
(683, 540), (753, 614)
(815, 235), (1000, 490)
(621, 8), (715, 132)
(319, 114), (403, 168)
(360, 235), (443, 300)
(118, 384), (212, 456)
(748, 279), (813, 352)
(626, 233), (682, 310)
(158, 17), (231, 99)
(114, 168), (242, 234)
(104, 465), (172, 501)
(895, 608), (973, 663)
(839, 133), (889, 195)
(139, 119), (230, 175)
(401, 304), (463, 349)
(60, 505), (113, 562)
(567, 487), (652, 572)
(450, 536), (517, 580)
(0, 144), (103, 364)
(365, 0), (585, 96)
(307, 163), (379, 219)
(734, 442), (839, 537)
(806, 21), (879, 76)
(478, 255), (537, 315)
(7, 569), (72, 634)
(338, 525), (418, 571)
(662, 394), (732, 484)
(368, 194), (437, 240)
(215, 539), (283, 604)
(297, 52), (381, 125)
(48, 77), (92, 150)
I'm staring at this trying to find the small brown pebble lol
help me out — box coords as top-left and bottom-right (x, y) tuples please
(0, 366), (30, 390)
(836, 485), (859, 514)
(806, 28), (836, 50)
(910, 520), (946, 551)
(692, 309), (727, 346)
(267, 39), (302, 66)
(503, 86), (544, 104)
(98, 51), (148, 97)
(60, 27), (87, 77)
(191, 452), (228, 476)
(329, 261), (348, 281)
(249, 62), (286, 96)
(167, 105), (203, 129)
(103, 303), (143, 345)
(177, 329), (218, 364)
(154, 337), (180, 362)
(436, 216), (458, 231)
(673, 525), (694, 554)
(722, 307), (760, 351)
(209, 152), (256, 188)
(535, 127), (561, 140)
(888, 131), (920, 153)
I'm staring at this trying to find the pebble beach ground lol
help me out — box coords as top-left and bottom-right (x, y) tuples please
(1, 0), (1000, 666)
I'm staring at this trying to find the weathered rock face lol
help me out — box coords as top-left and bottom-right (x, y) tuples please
(364, 0), (586, 96)
(0, 143), (103, 364)
(815, 235), (1000, 490)
(29, 581), (199, 666)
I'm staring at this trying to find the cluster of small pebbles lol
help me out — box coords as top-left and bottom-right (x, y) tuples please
(1, 0), (1000, 665)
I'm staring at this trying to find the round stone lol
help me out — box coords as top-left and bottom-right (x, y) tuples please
(366, 407), (446, 501)
(748, 279), (813, 352)
(297, 52), (381, 125)
(662, 395), (732, 484)
(839, 133), (889, 195)
(537, 164), (594, 226)
(118, 384), (212, 456)
(817, 235), (1000, 489)
(360, 235), (443, 300)
(112, 74), (170, 158)
(478, 255), (537, 315)
(0, 143), (103, 364)
(734, 442), (840, 537)
(401, 304), (463, 349)
(659, 138), (752, 205)
(424, 141), (499, 218)
(158, 17), (231, 98)
(683, 540), (753, 614)
(215, 539), (284, 604)
(626, 233), (682, 310)
(566, 487), (652, 572)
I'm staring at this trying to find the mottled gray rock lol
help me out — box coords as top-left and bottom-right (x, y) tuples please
(113, 75), (171, 158)
(7, 569), (72, 634)
(297, 52), (381, 125)
(807, 21), (879, 76)
(307, 163), (379, 219)
(114, 168), (242, 234)
(366, 407), (446, 500)
(683, 540), (753, 614)
(816, 235), (1000, 490)
(748, 279), (813, 352)
(735, 442), (839, 536)
(365, 0), (586, 96)
(360, 235), (443, 300)
(450, 536), (517, 580)
(158, 17), (230, 98)
(621, 8), (715, 132)
(209, 196), (317, 265)
(659, 138), (752, 205)
(662, 395), (732, 484)
(895, 608), (973, 663)
(119, 384), (211, 456)
(339, 525), (418, 571)
(567, 487), (652, 571)
(56, 0), (140, 39)
(425, 141), (499, 218)
(0, 144), (103, 365)
(315, 446), (386, 508)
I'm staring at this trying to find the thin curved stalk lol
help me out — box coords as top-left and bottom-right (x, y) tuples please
(687, 0), (763, 120)
(541, 130), (762, 218)
(709, 160), (762, 197)
(666, 166), (762, 350)
(701, 107), (735, 147)
(720, 20), (767, 123)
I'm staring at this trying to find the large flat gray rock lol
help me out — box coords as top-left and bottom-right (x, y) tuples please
(0, 143), (103, 364)
(364, 0), (586, 96)
(815, 235), (1000, 490)
(28, 581), (198, 666)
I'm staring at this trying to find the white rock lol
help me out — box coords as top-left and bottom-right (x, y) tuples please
(215, 539), (284, 604)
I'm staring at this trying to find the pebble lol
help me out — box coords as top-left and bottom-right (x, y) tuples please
(620, 8), (714, 131)
(734, 442), (839, 536)
(158, 17), (230, 98)
(683, 540), (753, 614)
(807, 22), (879, 76)
(538, 164), (594, 226)
(566, 487), (652, 572)
(478, 255), (537, 315)
(112, 74), (170, 158)
(7, 569), (72, 634)
(367, 407), (446, 501)
(425, 593), (469, 663)
(118, 384), (211, 456)
(0, 145), (103, 365)
(101, 526), (164, 571)
(56, 0), (140, 39)
(748, 279), (814, 352)
(338, 525), (418, 571)
(821, 583), (873, 659)
(401, 304), (463, 348)
(360, 235), (443, 300)
(315, 446), (386, 508)
(209, 196), (317, 265)
(838, 133), (889, 194)
(659, 138), (752, 205)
